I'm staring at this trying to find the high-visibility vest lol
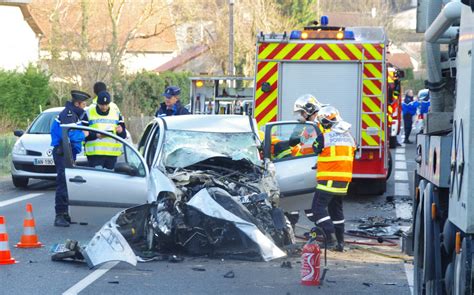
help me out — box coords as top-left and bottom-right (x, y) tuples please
(275, 148), (292, 159)
(316, 129), (356, 194)
(85, 107), (122, 156)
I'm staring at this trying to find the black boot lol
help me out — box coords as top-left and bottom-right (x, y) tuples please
(54, 214), (70, 227)
(335, 227), (345, 252)
(325, 233), (337, 248)
(64, 213), (72, 224)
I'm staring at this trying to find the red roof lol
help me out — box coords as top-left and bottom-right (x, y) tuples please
(387, 53), (413, 69)
(29, 0), (177, 53)
(154, 45), (210, 72)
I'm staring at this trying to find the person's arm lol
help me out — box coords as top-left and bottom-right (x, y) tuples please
(312, 133), (324, 155)
(288, 124), (305, 146)
(116, 114), (127, 139)
(178, 105), (190, 115)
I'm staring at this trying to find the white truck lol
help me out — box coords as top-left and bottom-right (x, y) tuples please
(412, 1), (474, 294)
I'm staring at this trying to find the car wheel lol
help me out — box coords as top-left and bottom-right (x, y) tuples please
(12, 176), (29, 188)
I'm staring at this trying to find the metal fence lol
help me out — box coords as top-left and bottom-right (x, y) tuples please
(0, 135), (15, 175)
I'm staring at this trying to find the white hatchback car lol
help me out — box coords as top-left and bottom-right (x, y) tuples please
(11, 106), (131, 188)
(11, 107), (64, 187)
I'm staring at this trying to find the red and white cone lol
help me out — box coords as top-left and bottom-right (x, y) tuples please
(16, 203), (43, 248)
(0, 216), (17, 265)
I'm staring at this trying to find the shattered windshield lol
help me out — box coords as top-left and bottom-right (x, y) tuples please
(163, 130), (260, 168)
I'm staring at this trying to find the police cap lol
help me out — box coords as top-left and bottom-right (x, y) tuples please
(97, 91), (111, 105)
(162, 86), (181, 98)
(71, 90), (91, 102)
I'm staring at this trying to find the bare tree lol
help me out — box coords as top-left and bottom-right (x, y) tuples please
(32, 0), (180, 98)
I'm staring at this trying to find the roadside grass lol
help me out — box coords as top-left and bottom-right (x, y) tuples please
(0, 133), (16, 176)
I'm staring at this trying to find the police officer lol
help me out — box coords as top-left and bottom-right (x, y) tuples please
(91, 81), (121, 115)
(155, 86), (190, 117)
(50, 90), (90, 227)
(311, 106), (356, 251)
(85, 91), (126, 169)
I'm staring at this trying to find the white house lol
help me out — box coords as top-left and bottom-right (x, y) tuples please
(0, 1), (42, 71)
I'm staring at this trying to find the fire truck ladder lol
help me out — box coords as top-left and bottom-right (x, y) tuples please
(358, 48), (385, 159)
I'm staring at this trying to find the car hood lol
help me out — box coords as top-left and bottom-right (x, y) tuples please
(18, 133), (53, 156)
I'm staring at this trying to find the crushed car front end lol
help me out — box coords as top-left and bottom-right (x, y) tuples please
(83, 115), (295, 266)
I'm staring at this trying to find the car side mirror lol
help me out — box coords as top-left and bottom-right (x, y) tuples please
(13, 130), (24, 137)
(114, 162), (138, 176)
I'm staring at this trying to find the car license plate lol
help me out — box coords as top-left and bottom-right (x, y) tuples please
(34, 158), (55, 166)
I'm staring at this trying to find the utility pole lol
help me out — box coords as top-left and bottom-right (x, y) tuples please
(228, 0), (235, 75)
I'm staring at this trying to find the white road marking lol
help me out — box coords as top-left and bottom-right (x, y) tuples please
(404, 263), (414, 294)
(395, 154), (406, 161)
(0, 193), (44, 207)
(396, 148), (405, 154)
(395, 170), (409, 182)
(63, 261), (119, 295)
(395, 182), (411, 196)
(395, 161), (407, 170)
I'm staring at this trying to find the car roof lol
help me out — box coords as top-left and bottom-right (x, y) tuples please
(43, 107), (64, 113)
(160, 115), (255, 133)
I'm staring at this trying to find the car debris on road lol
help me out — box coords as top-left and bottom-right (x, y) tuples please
(53, 185), (296, 267)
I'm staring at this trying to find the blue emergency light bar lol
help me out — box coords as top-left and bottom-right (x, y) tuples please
(289, 16), (355, 40)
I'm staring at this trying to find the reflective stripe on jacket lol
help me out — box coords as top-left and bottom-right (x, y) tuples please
(316, 129), (356, 194)
(85, 106), (122, 156)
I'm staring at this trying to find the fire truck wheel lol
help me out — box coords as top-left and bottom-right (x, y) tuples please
(389, 136), (398, 149)
(386, 151), (393, 180)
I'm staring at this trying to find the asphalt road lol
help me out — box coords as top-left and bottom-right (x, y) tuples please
(0, 141), (417, 295)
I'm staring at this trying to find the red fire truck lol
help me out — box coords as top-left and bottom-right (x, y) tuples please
(255, 17), (393, 195)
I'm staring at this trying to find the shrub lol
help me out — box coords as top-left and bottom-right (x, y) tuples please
(0, 65), (52, 129)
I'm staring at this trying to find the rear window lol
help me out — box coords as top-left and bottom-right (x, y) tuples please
(28, 111), (60, 134)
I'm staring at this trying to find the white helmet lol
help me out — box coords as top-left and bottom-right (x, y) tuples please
(293, 94), (324, 117)
(317, 106), (342, 128)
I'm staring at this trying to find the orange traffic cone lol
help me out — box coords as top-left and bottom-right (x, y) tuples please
(16, 203), (43, 248)
(0, 216), (16, 264)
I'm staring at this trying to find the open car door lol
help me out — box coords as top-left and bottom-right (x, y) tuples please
(61, 125), (149, 222)
(263, 121), (319, 198)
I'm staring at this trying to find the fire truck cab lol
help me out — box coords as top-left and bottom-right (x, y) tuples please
(255, 17), (392, 199)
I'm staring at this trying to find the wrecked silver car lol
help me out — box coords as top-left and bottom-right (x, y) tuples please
(60, 115), (295, 265)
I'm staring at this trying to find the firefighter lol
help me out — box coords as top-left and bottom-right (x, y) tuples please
(293, 94), (324, 124)
(155, 86), (190, 117)
(85, 91), (127, 169)
(311, 106), (356, 251)
(276, 94), (326, 159)
(50, 90), (90, 227)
